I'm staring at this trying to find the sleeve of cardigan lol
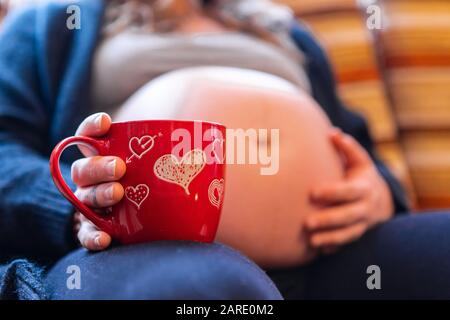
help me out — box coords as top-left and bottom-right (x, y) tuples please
(0, 8), (77, 256)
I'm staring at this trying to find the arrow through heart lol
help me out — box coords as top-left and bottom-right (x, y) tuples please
(126, 134), (160, 163)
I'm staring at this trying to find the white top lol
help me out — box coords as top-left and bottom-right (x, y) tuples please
(92, 17), (311, 113)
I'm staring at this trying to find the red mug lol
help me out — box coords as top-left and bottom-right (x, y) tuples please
(50, 120), (226, 244)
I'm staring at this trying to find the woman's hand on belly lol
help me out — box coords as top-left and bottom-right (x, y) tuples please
(305, 128), (394, 253)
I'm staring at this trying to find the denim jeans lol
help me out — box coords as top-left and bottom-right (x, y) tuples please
(46, 241), (282, 300)
(268, 212), (450, 299)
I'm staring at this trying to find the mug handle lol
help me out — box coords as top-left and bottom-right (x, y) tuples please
(49, 136), (115, 236)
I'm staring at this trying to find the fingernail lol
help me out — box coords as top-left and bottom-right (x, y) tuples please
(94, 234), (102, 248)
(107, 159), (116, 177)
(105, 184), (115, 201)
(95, 113), (103, 129)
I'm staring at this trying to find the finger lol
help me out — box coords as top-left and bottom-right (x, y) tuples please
(75, 113), (111, 137)
(305, 202), (367, 231)
(75, 113), (111, 157)
(329, 128), (371, 168)
(78, 220), (112, 251)
(75, 182), (124, 208)
(71, 156), (126, 187)
(311, 180), (368, 204)
(309, 222), (367, 248)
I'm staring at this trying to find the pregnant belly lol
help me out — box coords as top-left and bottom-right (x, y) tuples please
(113, 67), (344, 267)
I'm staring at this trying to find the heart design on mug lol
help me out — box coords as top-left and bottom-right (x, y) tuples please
(153, 149), (206, 195)
(125, 184), (150, 209)
(127, 135), (155, 163)
(208, 178), (225, 209)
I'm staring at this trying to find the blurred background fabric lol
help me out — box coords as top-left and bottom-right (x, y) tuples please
(277, 0), (450, 210)
(2, 0), (450, 210)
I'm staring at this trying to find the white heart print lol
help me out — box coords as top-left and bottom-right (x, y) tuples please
(153, 149), (206, 195)
(208, 178), (225, 209)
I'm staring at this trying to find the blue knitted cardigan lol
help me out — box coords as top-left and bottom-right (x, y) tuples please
(0, 0), (408, 299)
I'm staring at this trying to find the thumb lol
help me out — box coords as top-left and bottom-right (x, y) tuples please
(329, 128), (371, 168)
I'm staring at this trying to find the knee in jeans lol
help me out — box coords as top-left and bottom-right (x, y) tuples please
(47, 242), (281, 299)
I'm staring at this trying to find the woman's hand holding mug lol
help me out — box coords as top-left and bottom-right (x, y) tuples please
(50, 113), (226, 252)
(72, 113), (126, 251)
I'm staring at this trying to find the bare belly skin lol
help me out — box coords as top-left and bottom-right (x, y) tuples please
(113, 67), (344, 267)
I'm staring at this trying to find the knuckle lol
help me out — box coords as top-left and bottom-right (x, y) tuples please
(88, 157), (107, 181)
(74, 188), (85, 202)
(90, 185), (100, 207)
(72, 158), (102, 184)
(78, 189), (91, 205)
(86, 158), (99, 180)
